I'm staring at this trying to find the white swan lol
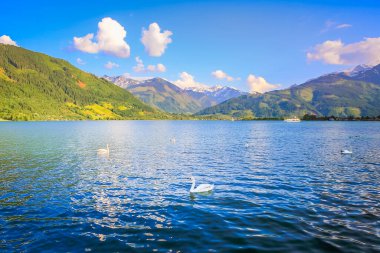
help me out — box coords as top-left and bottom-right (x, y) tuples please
(190, 176), (214, 193)
(97, 144), (109, 155)
(341, 149), (352, 154)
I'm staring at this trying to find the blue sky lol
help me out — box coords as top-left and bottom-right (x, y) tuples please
(1, 0), (380, 92)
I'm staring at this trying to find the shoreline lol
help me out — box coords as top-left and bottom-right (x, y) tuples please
(1, 118), (380, 122)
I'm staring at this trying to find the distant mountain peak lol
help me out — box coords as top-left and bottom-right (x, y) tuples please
(105, 75), (246, 113)
(303, 64), (376, 85)
(102, 75), (141, 89)
(182, 84), (241, 93)
(344, 64), (373, 77)
(148, 77), (170, 83)
(197, 63), (380, 118)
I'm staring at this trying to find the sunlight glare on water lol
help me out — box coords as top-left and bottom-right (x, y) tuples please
(0, 121), (379, 252)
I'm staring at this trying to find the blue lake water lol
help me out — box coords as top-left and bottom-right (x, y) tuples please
(0, 121), (379, 252)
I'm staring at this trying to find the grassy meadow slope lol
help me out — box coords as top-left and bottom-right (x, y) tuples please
(0, 44), (168, 120)
(197, 67), (380, 118)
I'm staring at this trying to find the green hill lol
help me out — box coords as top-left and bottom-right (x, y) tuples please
(0, 44), (167, 120)
(197, 65), (380, 118)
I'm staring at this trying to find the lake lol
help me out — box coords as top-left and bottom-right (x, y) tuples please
(0, 121), (379, 252)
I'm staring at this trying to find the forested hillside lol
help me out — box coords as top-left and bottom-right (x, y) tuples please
(0, 44), (167, 120)
(197, 65), (380, 118)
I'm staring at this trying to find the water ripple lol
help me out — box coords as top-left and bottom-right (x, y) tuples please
(0, 121), (379, 252)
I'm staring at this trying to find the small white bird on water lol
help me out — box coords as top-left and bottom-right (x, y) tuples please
(189, 176), (214, 193)
(170, 138), (176, 144)
(97, 144), (110, 155)
(341, 149), (352, 154)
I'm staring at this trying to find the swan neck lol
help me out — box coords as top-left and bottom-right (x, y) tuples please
(190, 179), (195, 191)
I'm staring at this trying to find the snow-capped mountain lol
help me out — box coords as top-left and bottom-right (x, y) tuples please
(344, 64), (373, 77)
(180, 85), (247, 103)
(305, 64), (376, 84)
(187, 85), (247, 104)
(198, 63), (380, 118)
(104, 75), (246, 113)
(102, 75), (141, 89)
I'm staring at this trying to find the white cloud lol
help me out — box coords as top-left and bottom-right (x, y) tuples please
(0, 35), (18, 46)
(133, 56), (145, 72)
(307, 37), (380, 65)
(212, 70), (234, 81)
(73, 34), (98, 53)
(147, 65), (156, 72)
(132, 56), (166, 73)
(174, 72), (209, 89)
(122, 72), (153, 81)
(156, 63), (166, 73)
(146, 64), (166, 73)
(336, 24), (352, 29)
(73, 17), (130, 58)
(247, 74), (280, 93)
(76, 58), (86, 65)
(321, 20), (352, 33)
(141, 22), (172, 57)
(105, 61), (119, 69)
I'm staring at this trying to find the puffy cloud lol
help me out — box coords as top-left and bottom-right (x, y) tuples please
(0, 35), (18, 46)
(133, 56), (166, 73)
(73, 17), (130, 58)
(174, 72), (209, 89)
(133, 56), (145, 73)
(212, 70), (234, 81)
(141, 23), (172, 57)
(247, 74), (280, 93)
(146, 63), (166, 73)
(105, 61), (119, 69)
(152, 64), (166, 72)
(307, 40), (343, 64)
(76, 58), (86, 65)
(156, 63), (166, 73)
(307, 37), (380, 65)
(146, 65), (156, 72)
(73, 34), (98, 53)
(122, 72), (153, 81)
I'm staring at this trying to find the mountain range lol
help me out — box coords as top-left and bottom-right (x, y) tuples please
(197, 64), (380, 118)
(0, 44), (167, 120)
(103, 75), (246, 113)
(1, 44), (379, 121)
